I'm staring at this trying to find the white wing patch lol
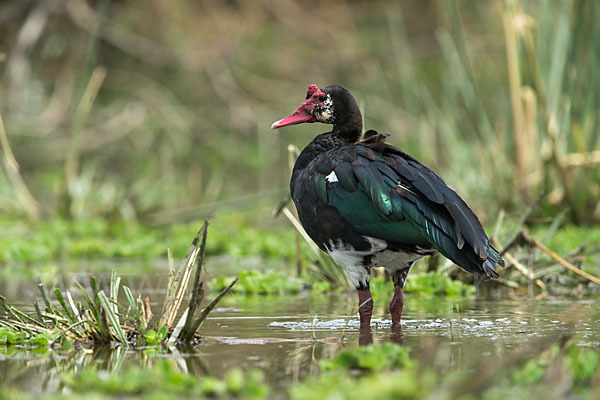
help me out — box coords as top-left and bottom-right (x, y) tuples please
(325, 171), (339, 183)
(398, 181), (417, 195)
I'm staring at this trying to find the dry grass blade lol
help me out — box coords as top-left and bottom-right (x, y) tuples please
(0, 112), (39, 219)
(109, 270), (121, 328)
(123, 286), (139, 324)
(165, 247), (199, 328)
(168, 308), (189, 346)
(159, 224), (207, 328)
(66, 291), (82, 322)
(65, 66), (107, 185)
(53, 288), (76, 323)
(97, 290), (127, 345)
(179, 277), (239, 341)
(492, 237), (534, 280)
(282, 207), (349, 287)
(562, 151), (600, 167)
(181, 220), (208, 339)
(158, 248), (176, 327)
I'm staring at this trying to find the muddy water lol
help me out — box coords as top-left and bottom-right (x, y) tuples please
(2, 275), (600, 399)
(201, 294), (600, 378)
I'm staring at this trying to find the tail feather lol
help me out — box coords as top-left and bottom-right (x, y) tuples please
(481, 245), (504, 279)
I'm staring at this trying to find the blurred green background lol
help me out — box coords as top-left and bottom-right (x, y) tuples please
(0, 0), (598, 225)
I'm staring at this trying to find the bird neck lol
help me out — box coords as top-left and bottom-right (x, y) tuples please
(332, 109), (363, 143)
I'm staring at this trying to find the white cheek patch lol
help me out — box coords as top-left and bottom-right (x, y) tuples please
(316, 94), (334, 123)
(325, 171), (339, 183)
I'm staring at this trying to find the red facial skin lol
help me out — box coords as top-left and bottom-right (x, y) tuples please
(271, 84), (326, 129)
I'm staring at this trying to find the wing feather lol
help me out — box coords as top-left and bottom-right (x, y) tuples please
(299, 137), (503, 277)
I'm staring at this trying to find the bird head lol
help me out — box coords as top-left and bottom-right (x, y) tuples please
(271, 84), (345, 129)
(271, 84), (362, 141)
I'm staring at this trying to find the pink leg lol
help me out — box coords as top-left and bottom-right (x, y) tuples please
(357, 288), (373, 326)
(389, 286), (404, 326)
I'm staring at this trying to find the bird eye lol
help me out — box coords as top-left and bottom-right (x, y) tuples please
(318, 95), (326, 102)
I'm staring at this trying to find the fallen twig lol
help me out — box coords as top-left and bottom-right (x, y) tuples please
(492, 238), (533, 280)
(520, 230), (600, 286)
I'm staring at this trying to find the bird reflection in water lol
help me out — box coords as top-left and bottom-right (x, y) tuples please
(358, 325), (403, 346)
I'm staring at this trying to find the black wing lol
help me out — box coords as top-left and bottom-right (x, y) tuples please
(302, 134), (504, 278)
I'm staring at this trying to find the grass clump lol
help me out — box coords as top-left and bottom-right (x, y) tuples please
(0, 222), (237, 347)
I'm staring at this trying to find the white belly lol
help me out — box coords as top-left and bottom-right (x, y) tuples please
(325, 235), (430, 288)
(372, 250), (424, 275)
(326, 236), (387, 288)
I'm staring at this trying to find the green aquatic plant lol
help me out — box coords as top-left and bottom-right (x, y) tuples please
(511, 358), (547, 385)
(404, 273), (476, 297)
(0, 215), (304, 265)
(210, 269), (304, 295)
(291, 343), (423, 399)
(0, 327), (63, 349)
(0, 327), (27, 345)
(291, 341), (600, 400)
(320, 342), (412, 373)
(0, 361), (269, 399)
(60, 360), (269, 399)
(211, 268), (479, 298)
(143, 326), (168, 346)
(370, 273), (476, 299)
(565, 343), (600, 386)
(290, 370), (428, 400)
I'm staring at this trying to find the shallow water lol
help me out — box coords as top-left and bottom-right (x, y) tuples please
(2, 275), (600, 398)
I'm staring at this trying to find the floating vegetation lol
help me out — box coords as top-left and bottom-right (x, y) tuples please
(209, 270), (477, 298)
(319, 342), (412, 373)
(0, 222), (237, 347)
(369, 273), (476, 299)
(0, 216), (301, 265)
(211, 269), (305, 295)
(62, 361), (269, 399)
(291, 339), (600, 400)
(2, 214), (600, 299)
(0, 360), (269, 400)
